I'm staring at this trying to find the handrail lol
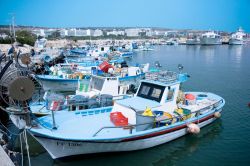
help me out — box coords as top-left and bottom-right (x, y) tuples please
(92, 98), (224, 137)
(145, 71), (179, 84)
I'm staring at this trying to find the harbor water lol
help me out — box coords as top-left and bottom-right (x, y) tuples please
(29, 45), (250, 166)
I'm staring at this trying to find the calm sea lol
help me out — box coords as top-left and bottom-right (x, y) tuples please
(29, 44), (250, 166)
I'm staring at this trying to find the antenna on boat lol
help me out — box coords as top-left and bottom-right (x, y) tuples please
(178, 64), (183, 73)
(154, 61), (162, 68)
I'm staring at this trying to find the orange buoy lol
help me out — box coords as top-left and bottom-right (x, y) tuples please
(185, 94), (195, 100)
(214, 112), (221, 118)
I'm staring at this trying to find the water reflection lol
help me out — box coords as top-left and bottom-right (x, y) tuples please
(228, 45), (243, 66)
(199, 46), (216, 64)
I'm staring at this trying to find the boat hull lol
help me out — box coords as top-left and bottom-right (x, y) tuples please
(39, 79), (78, 91)
(229, 39), (244, 45)
(200, 38), (221, 45)
(37, 75), (89, 92)
(30, 109), (221, 159)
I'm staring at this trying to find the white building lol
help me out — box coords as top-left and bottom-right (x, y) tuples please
(32, 29), (46, 37)
(60, 29), (68, 37)
(125, 28), (141, 37)
(107, 30), (125, 36)
(0, 33), (9, 39)
(68, 28), (76, 36)
(93, 29), (103, 36)
(75, 29), (88, 36)
(86, 29), (94, 36)
(165, 31), (178, 37)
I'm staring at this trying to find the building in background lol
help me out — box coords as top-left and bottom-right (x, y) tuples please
(93, 29), (103, 36)
(107, 29), (125, 36)
(125, 28), (141, 37)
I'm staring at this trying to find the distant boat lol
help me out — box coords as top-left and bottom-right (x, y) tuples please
(120, 51), (133, 58)
(186, 38), (200, 45)
(229, 27), (246, 45)
(34, 38), (47, 49)
(200, 31), (222, 45)
(166, 39), (179, 45)
(140, 42), (154, 51)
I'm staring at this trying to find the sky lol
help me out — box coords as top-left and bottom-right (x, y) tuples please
(0, 0), (249, 32)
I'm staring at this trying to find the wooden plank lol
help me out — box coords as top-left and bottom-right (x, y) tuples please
(0, 145), (15, 166)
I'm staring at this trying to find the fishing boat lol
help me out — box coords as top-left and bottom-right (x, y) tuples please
(139, 42), (154, 51)
(200, 31), (222, 45)
(229, 27), (246, 45)
(166, 39), (179, 45)
(36, 63), (93, 92)
(29, 69), (225, 159)
(36, 60), (148, 92)
(30, 70), (145, 116)
(186, 37), (200, 45)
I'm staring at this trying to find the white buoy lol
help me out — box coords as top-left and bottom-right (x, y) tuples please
(108, 68), (114, 74)
(187, 123), (200, 134)
(214, 112), (221, 118)
(10, 115), (26, 129)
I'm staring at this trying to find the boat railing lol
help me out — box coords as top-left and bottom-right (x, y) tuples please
(145, 71), (178, 84)
(92, 99), (224, 137)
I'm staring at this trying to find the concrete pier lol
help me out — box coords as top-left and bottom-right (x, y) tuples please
(0, 145), (15, 166)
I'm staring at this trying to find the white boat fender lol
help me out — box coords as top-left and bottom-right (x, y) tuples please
(10, 115), (26, 129)
(187, 123), (200, 134)
(214, 112), (221, 118)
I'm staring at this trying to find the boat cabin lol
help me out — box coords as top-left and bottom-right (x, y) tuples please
(112, 72), (185, 125)
(76, 75), (130, 97)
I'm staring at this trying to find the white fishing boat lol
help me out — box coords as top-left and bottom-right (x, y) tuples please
(29, 70), (225, 159)
(229, 27), (246, 45)
(30, 71), (145, 116)
(36, 61), (148, 92)
(200, 31), (222, 45)
(139, 42), (154, 51)
(36, 63), (93, 92)
(186, 38), (200, 45)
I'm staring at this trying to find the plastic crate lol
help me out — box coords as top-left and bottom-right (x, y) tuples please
(110, 112), (128, 126)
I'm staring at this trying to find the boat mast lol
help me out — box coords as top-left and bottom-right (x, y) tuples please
(12, 14), (16, 42)
(9, 13), (16, 42)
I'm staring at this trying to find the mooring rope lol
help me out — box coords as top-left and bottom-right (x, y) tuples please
(19, 134), (24, 166)
(23, 129), (31, 166)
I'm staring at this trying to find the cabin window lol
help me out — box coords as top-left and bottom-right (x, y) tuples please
(140, 85), (151, 95)
(151, 88), (162, 98)
(91, 77), (105, 91)
(137, 82), (165, 102)
(166, 88), (175, 101)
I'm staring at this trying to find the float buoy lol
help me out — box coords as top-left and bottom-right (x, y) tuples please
(187, 123), (200, 134)
(214, 112), (221, 118)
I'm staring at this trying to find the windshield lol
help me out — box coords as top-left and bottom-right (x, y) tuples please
(137, 82), (165, 102)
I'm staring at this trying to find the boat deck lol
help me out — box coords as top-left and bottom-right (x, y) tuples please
(29, 92), (224, 141)
(179, 92), (222, 113)
(31, 108), (132, 140)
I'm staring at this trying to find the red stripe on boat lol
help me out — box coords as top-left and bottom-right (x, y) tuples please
(122, 114), (214, 142)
